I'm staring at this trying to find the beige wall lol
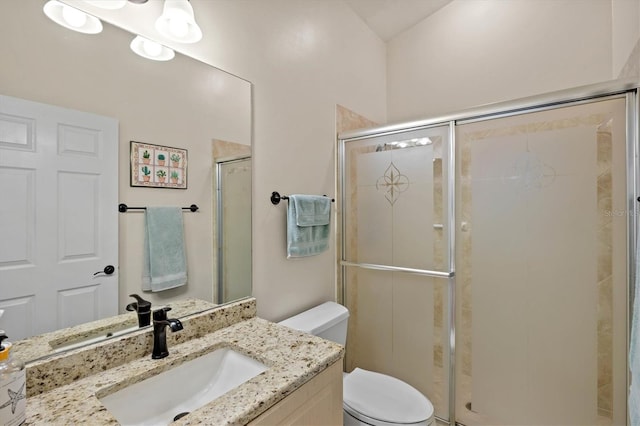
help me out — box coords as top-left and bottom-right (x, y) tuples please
(612, 0), (640, 77)
(386, 0), (615, 122)
(65, 0), (388, 321)
(238, 1), (386, 321)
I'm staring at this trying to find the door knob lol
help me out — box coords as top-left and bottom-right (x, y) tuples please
(94, 265), (115, 276)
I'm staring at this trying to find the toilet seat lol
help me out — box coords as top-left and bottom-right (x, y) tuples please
(343, 368), (434, 426)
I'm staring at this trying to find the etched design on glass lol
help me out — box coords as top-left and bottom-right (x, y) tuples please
(376, 162), (409, 205)
(503, 151), (556, 190)
(0, 382), (25, 414)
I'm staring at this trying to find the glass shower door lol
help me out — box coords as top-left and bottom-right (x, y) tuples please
(216, 157), (252, 304)
(454, 97), (628, 425)
(341, 124), (453, 422)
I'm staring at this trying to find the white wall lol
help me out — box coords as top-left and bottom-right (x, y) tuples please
(386, 0), (614, 122)
(66, 0), (388, 321)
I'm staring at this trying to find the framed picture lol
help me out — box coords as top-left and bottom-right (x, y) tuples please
(130, 141), (188, 189)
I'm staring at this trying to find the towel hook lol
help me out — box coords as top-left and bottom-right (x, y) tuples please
(271, 191), (288, 205)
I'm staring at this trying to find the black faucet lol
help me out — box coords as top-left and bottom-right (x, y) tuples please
(125, 294), (152, 328)
(152, 307), (183, 359)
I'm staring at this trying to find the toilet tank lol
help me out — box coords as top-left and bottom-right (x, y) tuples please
(278, 301), (349, 346)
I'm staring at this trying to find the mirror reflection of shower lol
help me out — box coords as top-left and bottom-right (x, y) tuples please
(215, 156), (252, 304)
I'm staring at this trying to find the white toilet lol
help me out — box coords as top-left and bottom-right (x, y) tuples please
(279, 301), (435, 426)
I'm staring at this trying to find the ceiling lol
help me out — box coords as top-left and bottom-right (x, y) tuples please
(344, 0), (452, 41)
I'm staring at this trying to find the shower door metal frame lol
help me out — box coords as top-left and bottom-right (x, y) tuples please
(338, 78), (639, 426)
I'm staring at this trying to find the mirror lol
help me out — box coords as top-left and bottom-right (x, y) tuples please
(214, 151), (252, 304)
(0, 0), (252, 361)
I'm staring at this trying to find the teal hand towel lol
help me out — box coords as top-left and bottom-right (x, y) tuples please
(292, 194), (331, 226)
(142, 207), (187, 292)
(287, 195), (331, 258)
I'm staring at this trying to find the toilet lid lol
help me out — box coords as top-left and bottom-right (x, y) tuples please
(343, 368), (434, 424)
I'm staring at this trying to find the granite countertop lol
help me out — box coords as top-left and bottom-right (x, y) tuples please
(14, 298), (217, 363)
(25, 317), (344, 425)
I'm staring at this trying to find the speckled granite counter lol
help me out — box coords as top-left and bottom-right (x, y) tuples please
(14, 298), (217, 363)
(25, 317), (344, 425)
(25, 298), (255, 397)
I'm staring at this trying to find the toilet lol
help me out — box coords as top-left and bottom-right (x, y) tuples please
(279, 301), (435, 426)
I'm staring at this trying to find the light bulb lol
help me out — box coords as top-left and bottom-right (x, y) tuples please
(62, 5), (88, 28)
(142, 39), (162, 57)
(168, 17), (189, 38)
(155, 0), (202, 43)
(130, 35), (175, 61)
(43, 0), (102, 34)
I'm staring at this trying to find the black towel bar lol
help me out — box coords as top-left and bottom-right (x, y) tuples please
(118, 203), (198, 213)
(270, 191), (334, 206)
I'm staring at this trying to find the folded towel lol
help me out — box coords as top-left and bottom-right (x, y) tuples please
(292, 194), (331, 226)
(287, 194), (331, 258)
(630, 230), (640, 424)
(142, 207), (187, 292)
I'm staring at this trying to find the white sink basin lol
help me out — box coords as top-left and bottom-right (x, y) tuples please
(99, 347), (268, 426)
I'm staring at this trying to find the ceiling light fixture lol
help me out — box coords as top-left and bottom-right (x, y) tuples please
(43, 0), (103, 34)
(130, 35), (175, 61)
(155, 0), (202, 43)
(83, 0), (128, 9)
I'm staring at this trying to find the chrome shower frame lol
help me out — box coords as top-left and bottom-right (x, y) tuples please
(337, 78), (639, 426)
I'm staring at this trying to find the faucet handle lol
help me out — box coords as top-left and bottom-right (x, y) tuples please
(127, 294), (153, 327)
(126, 294), (151, 313)
(152, 307), (172, 322)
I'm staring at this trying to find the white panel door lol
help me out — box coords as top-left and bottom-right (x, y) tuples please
(0, 94), (118, 340)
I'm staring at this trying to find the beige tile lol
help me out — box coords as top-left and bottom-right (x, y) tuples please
(212, 138), (251, 159)
(336, 104), (378, 133)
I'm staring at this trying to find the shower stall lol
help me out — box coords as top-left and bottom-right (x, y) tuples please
(338, 80), (639, 425)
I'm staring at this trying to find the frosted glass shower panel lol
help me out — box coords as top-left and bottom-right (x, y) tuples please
(454, 98), (628, 425)
(343, 126), (450, 271)
(344, 266), (451, 421)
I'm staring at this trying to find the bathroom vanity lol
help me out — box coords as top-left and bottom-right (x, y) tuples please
(22, 298), (344, 425)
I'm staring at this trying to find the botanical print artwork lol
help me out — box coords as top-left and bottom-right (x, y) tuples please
(130, 141), (187, 189)
(376, 162), (409, 205)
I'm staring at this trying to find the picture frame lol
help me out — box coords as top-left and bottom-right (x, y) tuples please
(130, 141), (188, 189)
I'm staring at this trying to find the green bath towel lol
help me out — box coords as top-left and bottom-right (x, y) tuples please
(142, 207), (187, 292)
(287, 195), (331, 258)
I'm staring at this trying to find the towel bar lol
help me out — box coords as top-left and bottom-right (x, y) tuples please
(118, 203), (199, 213)
(270, 191), (335, 205)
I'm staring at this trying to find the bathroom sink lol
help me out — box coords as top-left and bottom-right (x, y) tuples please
(98, 347), (268, 426)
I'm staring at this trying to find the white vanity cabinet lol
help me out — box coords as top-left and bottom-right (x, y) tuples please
(249, 359), (343, 425)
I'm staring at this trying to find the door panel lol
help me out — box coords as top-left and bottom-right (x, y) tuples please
(0, 94), (118, 339)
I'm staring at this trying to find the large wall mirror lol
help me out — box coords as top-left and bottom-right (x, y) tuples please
(0, 0), (252, 361)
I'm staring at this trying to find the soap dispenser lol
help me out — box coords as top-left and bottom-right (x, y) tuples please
(0, 325), (26, 426)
